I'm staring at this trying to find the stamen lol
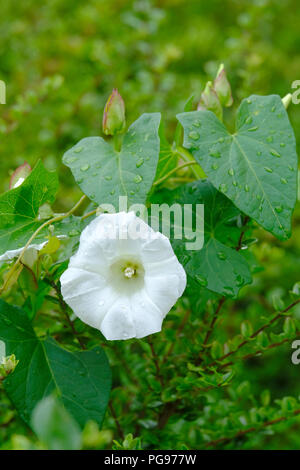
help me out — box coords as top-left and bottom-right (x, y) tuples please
(124, 266), (135, 279)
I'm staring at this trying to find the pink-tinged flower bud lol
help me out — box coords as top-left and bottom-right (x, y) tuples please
(197, 81), (223, 121)
(102, 89), (126, 136)
(214, 64), (233, 107)
(0, 354), (19, 378)
(9, 162), (31, 190)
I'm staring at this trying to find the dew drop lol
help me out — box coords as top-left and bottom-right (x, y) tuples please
(219, 183), (228, 193)
(245, 116), (253, 124)
(280, 142), (286, 147)
(271, 106), (276, 112)
(218, 137), (225, 143)
(248, 126), (258, 132)
(280, 177), (287, 184)
(74, 146), (83, 153)
(130, 190), (135, 195)
(105, 175), (112, 181)
(188, 131), (200, 140)
(266, 136), (273, 143)
(136, 158), (144, 168)
(270, 149), (281, 158)
(228, 168), (234, 176)
(68, 229), (80, 237)
(209, 150), (221, 158)
(275, 206), (283, 213)
(212, 163), (219, 170)
(110, 189), (115, 195)
(66, 156), (77, 164)
(256, 194), (261, 200)
(264, 167), (273, 173)
(247, 99), (252, 104)
(134, 174), (143, 183)
(195, 275), (208, 287)
(232, 181), (238, 187)
(244, 184), (250, 192)
(256, 151), (262, 156)
(193, 120), (202, 128)
(217, 251), (227, 260)
(288, 165), (295, 171)
(80, 164), (90, 172)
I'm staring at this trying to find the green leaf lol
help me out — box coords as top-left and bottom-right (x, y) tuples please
(31, 395), (82, 450)
(177, 95), (297, 240)
(0, 161), (58, 256)
(241, 320), (253, 338)
(153, 180), (252, 297)
(0, 299), (111, 429)
(63, 113), (161, 206)
(283, 317), (296, 336)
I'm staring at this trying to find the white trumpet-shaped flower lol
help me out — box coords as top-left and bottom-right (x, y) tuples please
(60, 211), (186, 340)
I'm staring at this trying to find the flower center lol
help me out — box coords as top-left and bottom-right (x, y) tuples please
(109, 257), (144, 292)
(124, 266), (136, 279)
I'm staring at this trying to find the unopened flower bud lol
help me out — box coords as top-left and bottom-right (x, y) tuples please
(102, 89), (126, 136)
(9, 162), (31, 190)
(282, 93), (292, 109)
(214, 64), (233, 107)
(197, 81), (223, 121)
(0, 354), (19, 378)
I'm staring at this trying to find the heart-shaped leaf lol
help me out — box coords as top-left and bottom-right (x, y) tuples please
(0, 300), (111, 428)
(0, 161), (58, 256)
(151, 180), (252, 297)
(177, 95), (298, 240)
(63, 113), (161, 207)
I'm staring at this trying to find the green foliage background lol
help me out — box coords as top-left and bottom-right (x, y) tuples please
(0, 0), (300, 450)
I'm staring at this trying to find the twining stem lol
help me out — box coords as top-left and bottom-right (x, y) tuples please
(176, 146), (206, 179)
(147, 336), (164, 387)
(0, 195), (87, 295)
(235, 216), (250, 251)
(197, 216), (251, 363)
(163, 309), (191, 361)
(47, 278), (86, 350)
(200, 297), (226, 354)
(81, 208), (100, 220)
(204, 408), (300, 448)
(109, 402), (125, 441)
(153, 161), (198, 187)
(220, 334), (298, 369)
(205, 298), (300, 370)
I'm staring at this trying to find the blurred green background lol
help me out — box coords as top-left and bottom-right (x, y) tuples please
(0, 0), (300, 450)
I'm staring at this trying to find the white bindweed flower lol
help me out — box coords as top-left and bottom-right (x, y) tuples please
(0, 236), (67, 264)
(0, 242), (48, 263)
(60, 211), (187, 340)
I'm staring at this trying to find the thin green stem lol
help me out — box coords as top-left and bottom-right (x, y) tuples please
(176, 146), (206, 179)
(0, 195), (87, 294)
(153, 161), (198, 187)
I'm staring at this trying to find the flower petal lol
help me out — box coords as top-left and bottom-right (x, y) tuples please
(129, 290), (164, 338)
(60, 267), (118, 329)
(100, 298), (135, 340)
